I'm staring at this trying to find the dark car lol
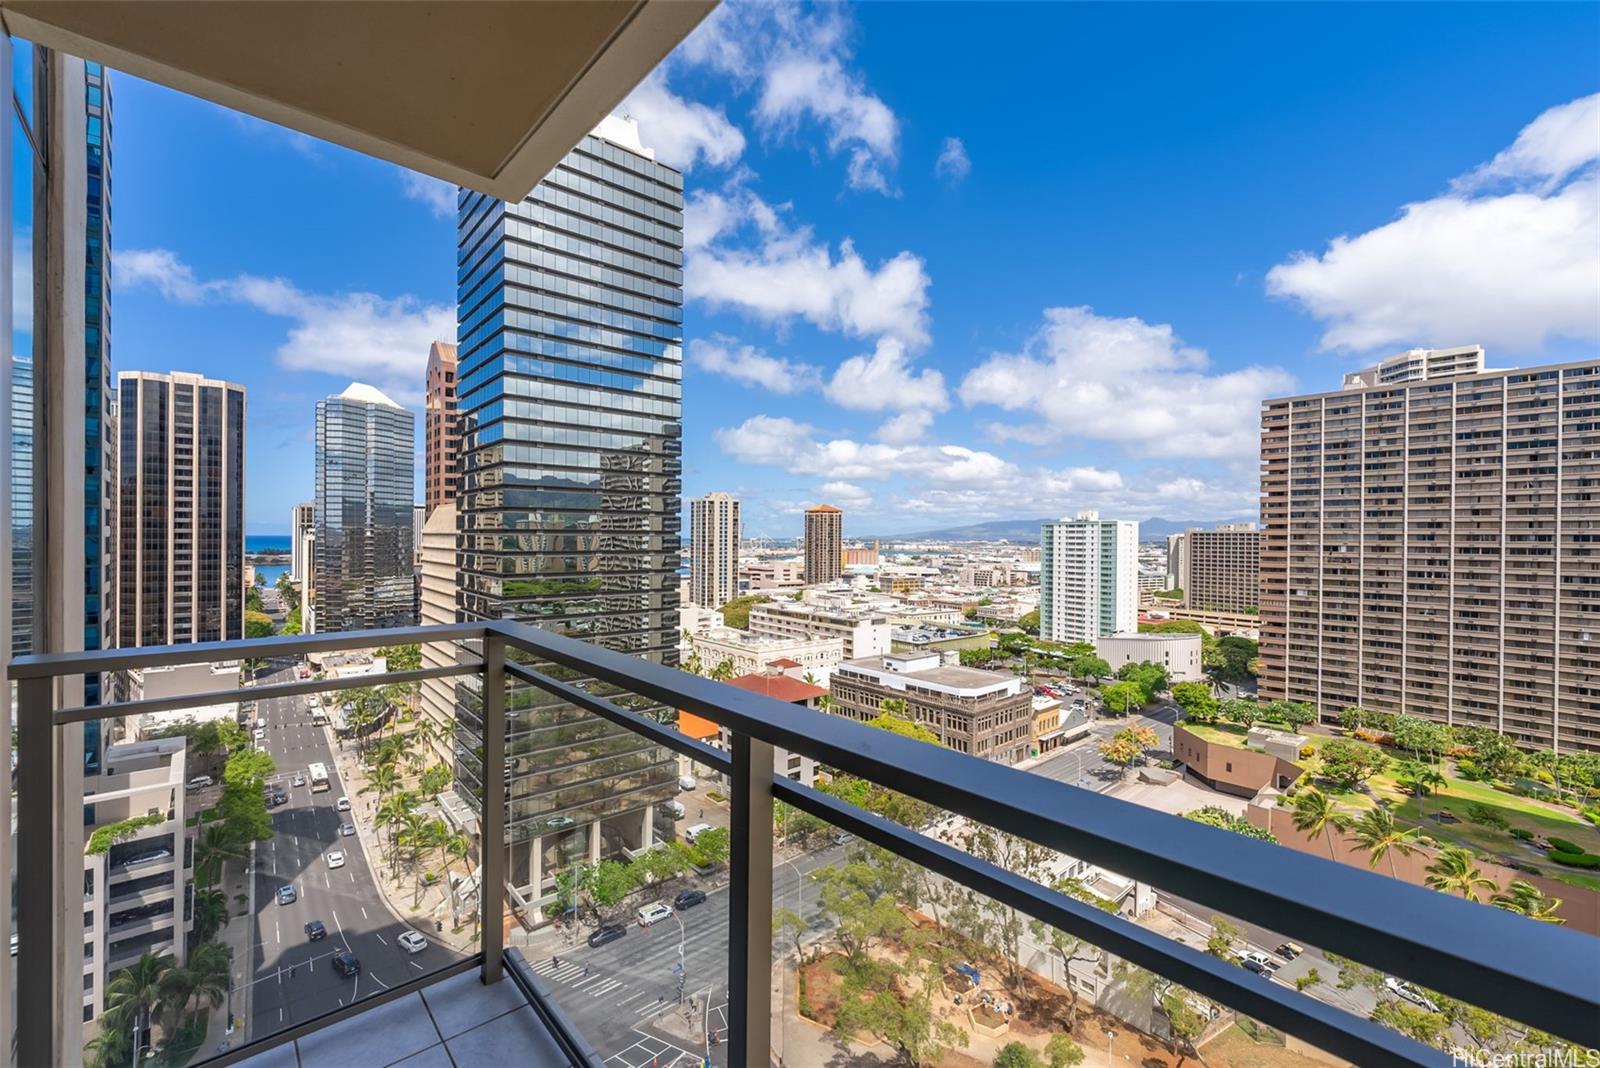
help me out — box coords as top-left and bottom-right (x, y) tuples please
(332, 951), (360, 977)
(673, 889), (707, 911)
(1241, 958), (1272, 977)
(588, 924), (626, 948)
(305, 920), (327, 941)
(1275, 943), (1303, 960)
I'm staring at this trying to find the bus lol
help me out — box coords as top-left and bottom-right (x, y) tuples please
(308, 762), (330, 793)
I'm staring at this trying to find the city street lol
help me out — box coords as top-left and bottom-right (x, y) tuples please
(1028, 699), (1179, 790)
(244, 664), (468, 1043)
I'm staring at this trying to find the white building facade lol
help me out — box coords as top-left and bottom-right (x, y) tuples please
(1040, 512), (1137, 643)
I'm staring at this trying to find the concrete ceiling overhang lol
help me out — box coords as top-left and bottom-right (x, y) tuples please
(1, 0), (715, 199)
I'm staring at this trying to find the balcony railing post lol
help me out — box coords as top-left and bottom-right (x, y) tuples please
(727, 734), (774, 1066)
(480, 634), (506, 984)
(15, 675), (58, 1068)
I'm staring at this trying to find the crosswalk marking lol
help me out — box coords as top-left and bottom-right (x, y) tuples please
(587, 978), (622, 997)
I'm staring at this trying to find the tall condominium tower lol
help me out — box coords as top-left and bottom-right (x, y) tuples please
(455, 114), (683, 895)
(424, 340), (460, 517)
(314, 383), (416, 633)
(10, 355), (32, 657)
(1261, 353), (1599, 752)
(290, 501), (314, 580)
(804, 504), (843, 584)
(690, 492), (740, 608)
(1040, 511), (1137, 643)
(115, 372), (246, 646)
(1167, 524), (1260, 614)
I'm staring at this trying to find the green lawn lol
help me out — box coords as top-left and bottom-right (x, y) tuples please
(1181, 722), (1252, 747)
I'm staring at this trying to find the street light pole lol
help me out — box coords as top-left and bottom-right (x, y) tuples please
(1105, 1028), (1116, 1065)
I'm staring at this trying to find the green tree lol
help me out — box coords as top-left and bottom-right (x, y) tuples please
(194, 824), (246, 889)
(1098, 680), (1145, 716)
(691, 826), (730, 867)
(1216, 635), (1259, 680)
(994, 1042), (1044, 1068)
(281, 605), (302, 635)
(1425, 847), (1497, 903)
(192, 886), (231, 943)
(376, 643), (421, 671)
(866, 711), (940, 746)
(1371, 999), (1449, 1047)
(1291, 788), (1351, 862)
(834, 961), (968, 1068)
(1045, 1034), (1085, 1068)
(1159, 988), (1211, 1066)
(101, 952), (176, 1060)
(1317, 738), (1389, 789)
(1018, 609), (1040, 634)
(1218, 697), (1260, 730)
(244, 609), (275, 639)
(1183, 806), (1277, 842)
(1070, 655), (1111, 681)
(1295, 967), (1324, 992)
(1170, 681), (1218, 723)
(707, 658), (736, 682)
(363, 761), (401, 799)
(1205, 916), (1241, 962)
(718, 594), (771, 629)
(1350, 805), (1418, 880)
(587, 859), (638, 916)
(245, 585), (265, 613)
(774, 907), (810, 963)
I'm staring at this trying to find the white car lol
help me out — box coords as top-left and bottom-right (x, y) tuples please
(637, 902), (673, 927)
(336, 796), (351, 812)
(1384, 977), (1438, 1013)
(397, 931), (428, 954)
(1243, 951), (1279, 972)
(326, 850), (346, 869)
(253, 728), (266, 742)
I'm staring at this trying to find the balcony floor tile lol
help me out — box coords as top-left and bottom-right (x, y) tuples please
(443, 1005), (572, 1065)
(295, 992), (439, 1068)
(419, 966), (527, 1038)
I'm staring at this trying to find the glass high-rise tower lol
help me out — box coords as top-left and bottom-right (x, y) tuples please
(455, 114), (683, 896)
(313, 383), (416, 633)
(10, 355), (32, 658)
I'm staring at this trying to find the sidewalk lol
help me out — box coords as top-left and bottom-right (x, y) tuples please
(199, 842), (256, 1056)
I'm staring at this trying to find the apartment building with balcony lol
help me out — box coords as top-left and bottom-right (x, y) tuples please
(81, 736), (193, 1023)
(424, 340), (460, 518)
(1260, 353), (1600, 752)
(1166, 523), (1261, 615)
(803, 503), (843, 584)
(689, 491), (740, 609)
(1040, 511), (1138, 643)
(828, 651), (1032, 763)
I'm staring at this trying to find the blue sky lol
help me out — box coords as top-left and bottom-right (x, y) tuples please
(59, 2), (1600, 536)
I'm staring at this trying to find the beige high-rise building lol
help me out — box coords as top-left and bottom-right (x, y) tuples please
(1260, 352), (1600, 753)
(804, 504), (843, 584)
(418, 501), (459, 769)
(690, 492), (740, 608)
(1172, 524), (1260, 614)
(424, 340), (460, 518)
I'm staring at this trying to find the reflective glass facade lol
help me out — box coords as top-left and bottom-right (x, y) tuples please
(84, 60), (115, 767)
(115, 372), (246, 646)
(313, 388), (416, 633)
(454, 120), (683, 890)
(10, 355), (31, 657)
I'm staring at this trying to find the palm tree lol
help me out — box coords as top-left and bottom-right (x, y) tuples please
(400, 811), (430, 864)
(158, 965), (198, 1035)
(708, 658), (735, 682)
(102, 951), (176, 1060)
(1425, 846), (1498, 902)
(194, 824), (246, 890)
(1491, 879), (1565, 924)
(446, 832), (471, 874)
(84, 1023), (131, 1068)
(363, 762), (401, 799)
(376, 795), (411, 870)
(1349, 806), (1418, 880)
(192, 886), (230, 943)
(184, 943), (232, 1017)
(1291, 788), (1351, 862)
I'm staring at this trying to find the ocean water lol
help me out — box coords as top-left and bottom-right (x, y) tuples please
(252, 563), (290, 587)
(246, 535), (292, 554)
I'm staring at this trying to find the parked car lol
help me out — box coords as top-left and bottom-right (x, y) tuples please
(326, 850), (346, 869)
(678, 775), (697, 791)
(397, 931), (428, 954)
(683, 823), (713, 844)
(1384, 977), (1438, 1013)
(588, 924), (626, 948)
(185, 775), (213, 792)
(1242, 951), (1279, 972)
(832, 831), (857, 846)
(1242, 958), (1273, 977)
(673, 889), (707, 910)
(305, 920), (327, 941)
(253, 729), (266, 742)
(336, 796), (351, 812)
(1275, 943), (1303, 961)
(332, 951), (360, 977)
(637, 902), (673, 926)
(276, 885), (297, 906)
(338, 821), (357, 837)
(291, 773), (306, 787)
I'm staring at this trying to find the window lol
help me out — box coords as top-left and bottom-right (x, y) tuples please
(1225, 762), (1233, 773)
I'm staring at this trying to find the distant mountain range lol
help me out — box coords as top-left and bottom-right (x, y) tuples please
(866, 516), (1257, 543)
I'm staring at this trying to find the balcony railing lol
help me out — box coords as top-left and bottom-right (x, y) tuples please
(12, 620), (1599, 1067)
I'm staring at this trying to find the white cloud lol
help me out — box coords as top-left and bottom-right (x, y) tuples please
(685, 182), (931, 347)
(817, 480), (873, 510)
(935, 137), (971, 185)
(673, 2), (899, 195)
(874, 410), (934, 445)
(687, 336), (820, 393)
(1268, 93), (1600, 352)
(621, 73), (746, 172)
(115, 248), (450, 405)
(959, 305), (1293, 460)
(823, 338), (947, 412)
(399, 171), (456, 219)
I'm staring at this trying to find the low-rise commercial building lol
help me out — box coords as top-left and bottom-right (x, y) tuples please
(687, 627), (842, 680)
(828, 651), (1032, 764)
(747, 599), (891, 659)
(1094, 632), (1203, 682)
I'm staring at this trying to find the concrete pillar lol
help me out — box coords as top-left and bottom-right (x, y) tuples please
(528, 837), (542, 897)
(640, 803), (655, 852)
(588, 820), (601, 865)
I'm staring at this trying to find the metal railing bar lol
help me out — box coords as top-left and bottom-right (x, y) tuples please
(53, 663), (482, 725)
(503, 948), (607, 1067)
(774, 778), (1450, 1067)
(503, 659), (734, 772)
(195, 955), (481, 1068)
(7, 621), (492, 678)
(489, 619), (1598, 1046)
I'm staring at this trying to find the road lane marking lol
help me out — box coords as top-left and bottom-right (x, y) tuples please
(361, 906), (368, 920)
(370, 973), (389, 990)
(275, 922), (280, 944)
(572, 973), (604, 989)
(350, 871), (356, 883)
(616, 991), (646, 1006)
(589, 979), (622, 997)
(409, 961), (424, 972)
(375, 933), (387, 945)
